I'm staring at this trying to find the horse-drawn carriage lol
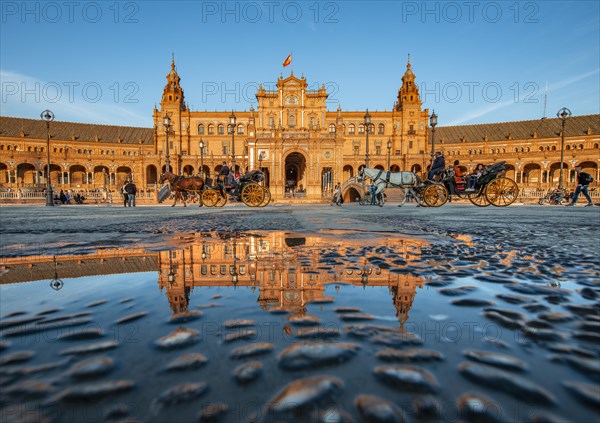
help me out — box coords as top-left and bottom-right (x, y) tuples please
(358, 161), (519, 207)
(159, 170), (271, 207)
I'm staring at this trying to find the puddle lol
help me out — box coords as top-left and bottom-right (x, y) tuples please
(0, 231), (598, 422)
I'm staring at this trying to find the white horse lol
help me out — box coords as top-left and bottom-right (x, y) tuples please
(358, 168), (422, 204)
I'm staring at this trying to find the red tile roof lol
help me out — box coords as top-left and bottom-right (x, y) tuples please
(432, 114), (599, 144)
(0, 116), (154, 144)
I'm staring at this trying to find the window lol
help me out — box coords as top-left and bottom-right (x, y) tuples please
(208, 124), (214, 135)
(358, 125), (365, 134)
(218, 124), (224, 135)
(198, 124), (205, 135)
(375, 146), (381, 155)
(237, 124), (244, 134)
(349, 124), (355, 134)
(378, 124), (385, 134)
(368, 125), (374, 134)
(329, 124), (336, 133)
(269, 117), (275, 128)
(289, 115), (295, 127)
(353, 146), (359, 155)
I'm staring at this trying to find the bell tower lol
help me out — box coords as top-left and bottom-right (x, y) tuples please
(160, 55), (186, 112)
(395, 56), (422, 111)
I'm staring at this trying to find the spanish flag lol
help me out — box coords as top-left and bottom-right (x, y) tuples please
(282, 53), (292, 67)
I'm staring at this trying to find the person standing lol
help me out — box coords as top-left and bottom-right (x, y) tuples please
(125, 180), (138, 207)
(121, 183), (129, 207)
(566, 166), (594, 207)
(370, 182), (378, 205)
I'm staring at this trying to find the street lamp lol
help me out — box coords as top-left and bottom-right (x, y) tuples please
(199, 139), (204, 179)
(387, 138), (392, 170)
(557, 107), (571, 189)
(163, 114), (172, 173)
(364, 110), (371, 169)
(49, 256), (64, 291)
(230, 111), (237, 175)
(40, 109), (55, 206)
(230, 235), (239, 288)
(429, 110), (438, 165)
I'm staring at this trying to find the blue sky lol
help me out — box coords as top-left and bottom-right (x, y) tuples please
(1, 1), (598, 127)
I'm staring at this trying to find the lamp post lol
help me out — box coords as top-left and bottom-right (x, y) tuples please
(230, 111), (237, 175)
(49, 256), (64, 291)
(429, 110), (438, 165)
(199, 139), (204, 178)
(41, 110), (55, 206)
(230, 235), (239, 288)
(557, 107), (571, 189)
(364, 110), (371, 169)
(163, 114), (171, 173)
(387, 138), (392, 170)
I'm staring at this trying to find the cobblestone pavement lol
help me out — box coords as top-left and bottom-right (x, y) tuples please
(1, 203), (598, 261)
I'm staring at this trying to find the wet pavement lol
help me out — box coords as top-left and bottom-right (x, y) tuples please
(0, 204), (599, 422)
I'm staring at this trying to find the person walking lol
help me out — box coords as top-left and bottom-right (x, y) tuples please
(566, 166), (594, 207)
(121, 183), (129, 207)
(125, 180), (138, 207)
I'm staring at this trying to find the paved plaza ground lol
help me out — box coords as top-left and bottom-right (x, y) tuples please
(1, 203), (599, 423)
(1, 203), (598, 260)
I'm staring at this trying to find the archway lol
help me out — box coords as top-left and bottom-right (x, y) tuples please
(0, 163), (8, 185)
(523, 163), (542, 187)
(285, 152), (307, 192)
(44, 164), (61, 187)
(183, 165), (195, 176)
(374, 164), (385, 171)
(343, 165), (354, 181)
(93, 166), (110, 189)
(390, 165), (400, 172)
(146, 165), (158, 185)
(17, 163), (38, 187)
(410, 164), (422, 177)
(344, 186), (362, 203)
(504, 164), (516, 181)
(116, 166), (132, 186)
(69, 165), (87, 187)
(548, 162), (566, 185)
(577, 161), (598, 185)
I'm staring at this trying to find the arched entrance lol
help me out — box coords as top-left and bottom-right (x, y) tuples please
(343, 165), (354, 181)
(523, 163), (542, 187)
(146, 165), (158, 185)
(390, 164), (400, 172)
(0, 163), (8, 185)
(17, 163), (38, 187)
(116, 166), (132, 185)
(183, 165), (194, 176)
(285, 152), (307, 193)
(70, 165), (87, 187)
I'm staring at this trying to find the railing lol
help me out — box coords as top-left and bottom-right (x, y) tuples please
(284, 191), (307, 198)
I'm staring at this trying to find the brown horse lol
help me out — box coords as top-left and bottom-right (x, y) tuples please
(159, 172), (205, 207)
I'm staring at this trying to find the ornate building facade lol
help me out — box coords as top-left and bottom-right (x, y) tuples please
(1, 58), (598, 202)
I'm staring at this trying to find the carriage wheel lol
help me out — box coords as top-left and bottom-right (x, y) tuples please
(241, 183), (264, 207)
(467, 191), (490, 207)
(201, 189), (218, 207)
(485, 177), (519, 207)
(258, 187), (271, 207)
(423, 184), (448, 207)
(215, 192), (228, 208)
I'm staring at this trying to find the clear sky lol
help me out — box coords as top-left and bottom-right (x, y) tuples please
(1, 1), (598, 127)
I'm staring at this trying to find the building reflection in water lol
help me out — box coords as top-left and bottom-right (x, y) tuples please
(158, 232), (427, 325)
(0, 232), (427, 326)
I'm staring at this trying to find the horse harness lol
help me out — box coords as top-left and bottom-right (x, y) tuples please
(369, 169), (396, 188)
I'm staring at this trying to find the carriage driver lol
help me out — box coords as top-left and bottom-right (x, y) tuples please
(218, 161), (230, 185)
(428, 152), (445, 181)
